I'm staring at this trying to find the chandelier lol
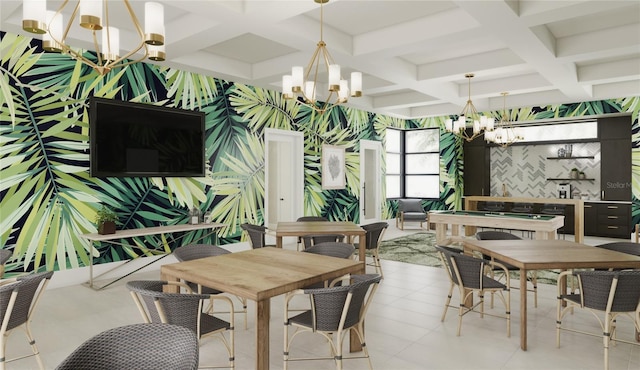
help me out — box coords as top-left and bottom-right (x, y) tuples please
(484, 92), (523, 147)
(22, 0), (166, 76)
(282, 0), (362, 114)
(444, 73), (494, 142)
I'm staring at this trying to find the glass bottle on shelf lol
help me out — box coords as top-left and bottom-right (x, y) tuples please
(189, 207), (201, 224)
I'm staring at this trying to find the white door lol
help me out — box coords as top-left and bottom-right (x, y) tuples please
(360, 140), (383, 223)
(265, 129), (304, 230)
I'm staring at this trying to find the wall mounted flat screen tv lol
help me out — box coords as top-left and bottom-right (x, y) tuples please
(89, 97), (205, 177)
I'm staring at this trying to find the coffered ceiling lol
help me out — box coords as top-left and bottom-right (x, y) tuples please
(2, 0), (639, 119)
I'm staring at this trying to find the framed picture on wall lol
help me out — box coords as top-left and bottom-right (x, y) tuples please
(321, 144), (346, 190)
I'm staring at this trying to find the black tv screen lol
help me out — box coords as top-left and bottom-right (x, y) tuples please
(89, 97), (205, 177)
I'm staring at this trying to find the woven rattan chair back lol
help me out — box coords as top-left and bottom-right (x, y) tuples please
(303, 242), (355, 259)
(302, 234), (346, 249)
(173, 244), (248, 329)
(434, 245), (510, 337)
(576, 270), (640, 312)
(174, 244), (231, 261)
(126, 280), (235, 369)
(315, 274), (380, 331)
(240, 223), (271, 248)
(361, 222), (389, 250)
(0, 271), (53, 370)
(475, 231), (521, 240)
(594, 242), (640, 257)
(557, 270), (640, 370)
(296, 216), (328, 222)
(283, 274), (381, 370)
(55, 323), (199, 370)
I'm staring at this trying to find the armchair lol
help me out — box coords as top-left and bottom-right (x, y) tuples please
(395, 199), (427, 230)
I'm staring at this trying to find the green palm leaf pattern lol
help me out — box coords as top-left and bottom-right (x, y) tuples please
(2, 31), (638, 275)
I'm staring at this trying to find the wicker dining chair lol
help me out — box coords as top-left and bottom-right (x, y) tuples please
(173, 244), (248, 329)
(475, 231), (538, 308)
(435, 245), (511, 337)
(301, 234), (346, 249)
(594, 241), (640, 257)
(283, 274), (382, 370)
(0, 271), (54, 370)
(126, 280), (235, 369)
(240, 223), (275, 249)
(556, 270), (640, 370)
(302, 242), (356, 288)
(296, 216), (328, 250)
(354, 222), (388, 278)
(55, 323), (199, 370)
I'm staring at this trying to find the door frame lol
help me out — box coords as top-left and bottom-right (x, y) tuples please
(264, 128), (304, 230)
(359, 140), (383, 224)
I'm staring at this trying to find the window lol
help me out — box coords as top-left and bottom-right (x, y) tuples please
(386, 128), (439, 199)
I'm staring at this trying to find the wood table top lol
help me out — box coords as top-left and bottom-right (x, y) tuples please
(463, 239), (640, 270)
(275, 221), (365, 237)
(160, 247), (363, 301)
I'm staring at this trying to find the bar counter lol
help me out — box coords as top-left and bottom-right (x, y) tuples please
(463, 196), (584, 243)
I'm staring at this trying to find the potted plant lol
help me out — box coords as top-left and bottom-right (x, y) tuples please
(579, 171), (586, 179)
(570, 168), (579, 179)
(95, 205), (118, 235)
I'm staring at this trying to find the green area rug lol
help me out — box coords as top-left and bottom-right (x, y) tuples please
(377, 232), (559, 285)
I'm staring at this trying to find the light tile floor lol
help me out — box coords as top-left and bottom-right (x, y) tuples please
(4, 223), (640, 370)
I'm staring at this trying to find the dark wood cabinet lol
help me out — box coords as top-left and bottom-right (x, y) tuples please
(583, 203), (598, 236)
(600, 139), (631, 201)
(562, 204), (575, 235)
(598, 115), (631, 201)
(598, 115), (631, 140)
(463, 140), (490, 196)
(595, 203), (631, 238)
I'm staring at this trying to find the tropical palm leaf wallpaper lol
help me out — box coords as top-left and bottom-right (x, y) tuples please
(1, 31), (639, 276)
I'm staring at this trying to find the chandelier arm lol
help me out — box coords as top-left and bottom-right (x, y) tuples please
(47, 1), (98, 69)
(57, 0), (75, 44)
(92, 30), (104, 66)
(122, 0), (149, 57)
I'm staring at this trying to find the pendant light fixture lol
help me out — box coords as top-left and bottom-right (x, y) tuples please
(444, 73), (494, 142)
(485, 92), (523, 147)
(22, 0), (166, 76)
(282, 0), (362, 114)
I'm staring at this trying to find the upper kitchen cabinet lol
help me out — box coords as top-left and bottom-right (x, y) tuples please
(598, 115), (632, 201)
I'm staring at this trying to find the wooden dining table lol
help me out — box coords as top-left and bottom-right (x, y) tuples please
(274, 221), (367, 261)
(462, 239), (640, 351)
(160, 247), (365, 370)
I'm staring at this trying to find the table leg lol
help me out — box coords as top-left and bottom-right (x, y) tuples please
(520, 268), (528, 351)
(276, 236), (283, 248)
(256, 299), (270, 370)
(358, 233), (366, 262)
(451, 223), (460, 239)
(160, 270), (179, 293)
(349, 263), (366, 352)
(435, 223), (447, 244)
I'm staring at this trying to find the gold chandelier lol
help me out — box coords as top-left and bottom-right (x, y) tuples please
(282, 0), (362, 114)
(484, 92), (523, 147)
(22, 0), (166, 76)
(444, 73), (494, 142)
